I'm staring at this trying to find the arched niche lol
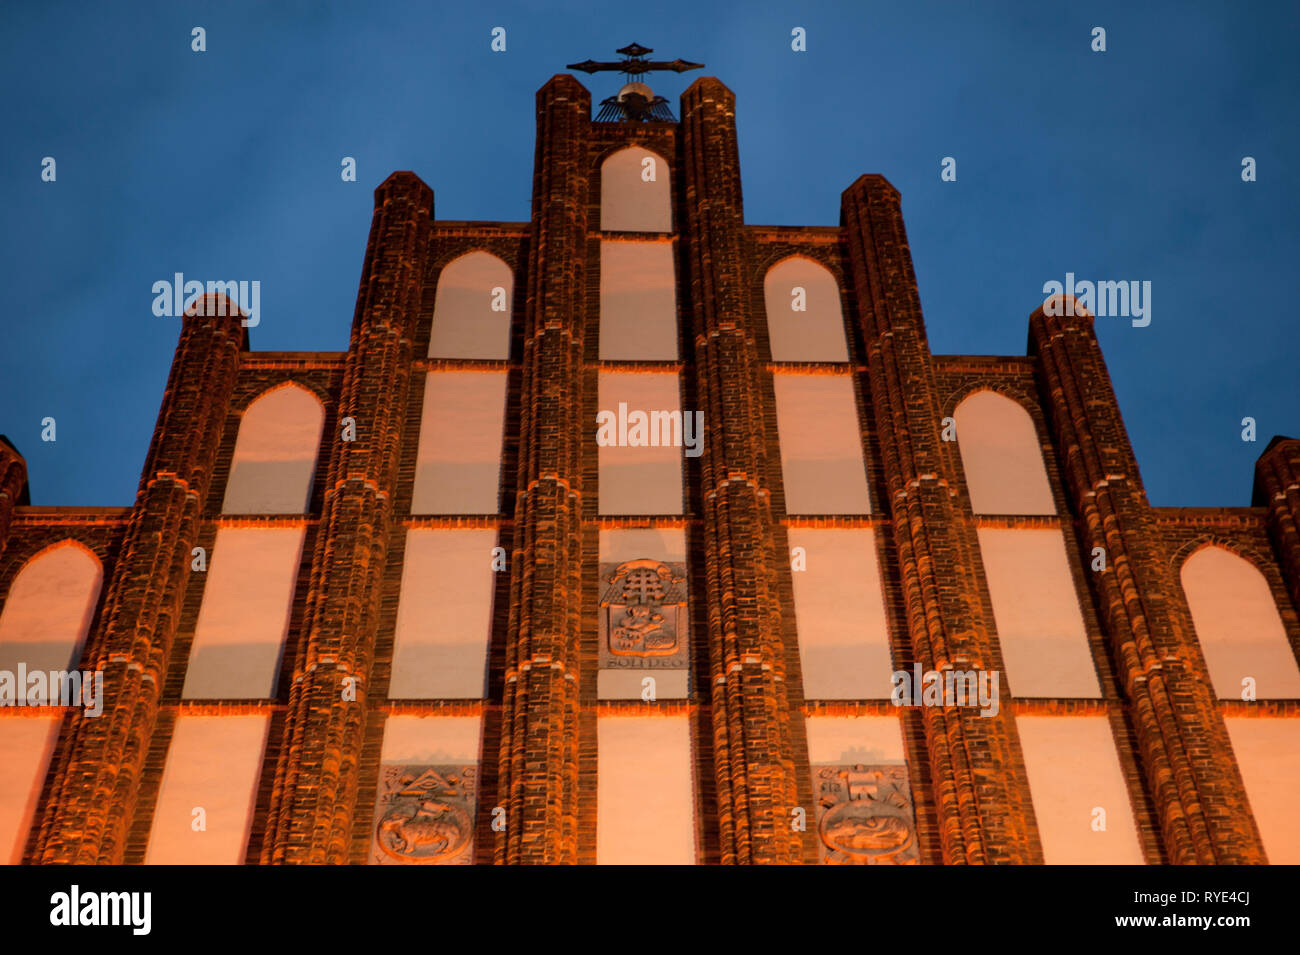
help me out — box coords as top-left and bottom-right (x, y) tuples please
(954, 390), (1055, 516)
(1181, 546), (1300, 700)
(600, 146), (672, 233)
(763, 256), (848, 362)
(222, 384), (325, 515)
(428, 251), (513, 360)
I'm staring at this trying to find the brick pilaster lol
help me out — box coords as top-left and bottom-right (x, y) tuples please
(1255, 437), (1300, 618)
(679, 77), (802, 864)
(261, 172), (432, 863)
(495, 75), (589, 864)
(1029, 301), (1263, 863)
(34, 301), (245, 863)
(841, 175), (1039, 864)
(0, 437), (27, 557)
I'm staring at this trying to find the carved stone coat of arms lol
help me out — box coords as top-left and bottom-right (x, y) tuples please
(598, 559), (689, 670)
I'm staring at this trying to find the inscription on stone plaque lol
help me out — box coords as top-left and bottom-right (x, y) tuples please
(598, 559), (689, 671)
(813, 763), (919, 865)
(370, 764), (477, 865)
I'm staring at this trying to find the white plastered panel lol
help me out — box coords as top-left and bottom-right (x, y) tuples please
(773, 374), (870, 515)
(978, 527), (1101, 698)
(1182, 547), (1300, 700)
(222, 385), (324, 515)
(788, 528), (893, 699)
(145, 714), (270, 864)
(597, 716), (695, 864)
(1016, 715), (1144, 864)
(412, 371), (508, 515)
(390, 529), (497, 699)
(764, 256), (849, 362)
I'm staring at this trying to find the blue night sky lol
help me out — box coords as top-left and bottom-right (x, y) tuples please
(2, 0), (1296, 507)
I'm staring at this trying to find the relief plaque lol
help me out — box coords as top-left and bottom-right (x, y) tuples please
(369, 764), (477, 865)
(598, 559), (689, 672)
(813, 763), (919, 865)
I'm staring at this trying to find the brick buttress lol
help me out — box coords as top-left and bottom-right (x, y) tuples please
(841, 175), (1040, 863)
(34, 304), (245, 863)
(679, 77), (803, 864)
(1256, 438), (1300, 623)
(495, 75), (590, 864)
(261, 172), (432, 863)
(0, 437), (27, 557)
(1029, 302), (1263, 863)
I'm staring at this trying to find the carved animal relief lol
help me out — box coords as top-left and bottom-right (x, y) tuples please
(370, 764), (477, 865)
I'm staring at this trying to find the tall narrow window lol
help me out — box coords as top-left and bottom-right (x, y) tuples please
(1182, 547), (1300, 700)
(0, 543), (102, 862)
(764, 256), (848, 362)
(428, 251), (513, 360)
(954, 391), (1055, 516)
(600, 146), (671, 233)
(222, 384), (325, 515)
(0, 542), (102, 675)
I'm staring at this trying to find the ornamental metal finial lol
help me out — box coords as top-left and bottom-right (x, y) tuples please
(566, 43), (704, 122)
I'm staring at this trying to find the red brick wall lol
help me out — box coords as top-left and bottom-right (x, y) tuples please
(3, 74), (1296, 866)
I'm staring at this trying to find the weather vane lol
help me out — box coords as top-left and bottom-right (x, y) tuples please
(566, 43), (704, 122)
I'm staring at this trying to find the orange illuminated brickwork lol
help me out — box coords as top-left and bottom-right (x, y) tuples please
(2, 72), (1298, 865)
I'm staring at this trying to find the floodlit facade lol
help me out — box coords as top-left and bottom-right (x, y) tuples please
(2, 68), (1298, 865)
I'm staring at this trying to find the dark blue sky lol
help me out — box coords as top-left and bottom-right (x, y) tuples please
(2, 1), (1296, 507)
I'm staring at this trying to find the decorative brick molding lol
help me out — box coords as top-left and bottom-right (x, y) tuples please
(841, 175), (1041, 863)
(495, 75), (591, 864)
(33, 304), (245, 863)
(1029, 304), (1264, 863)
(261, 171), (433, 863)
(680, 77), (803, 864)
